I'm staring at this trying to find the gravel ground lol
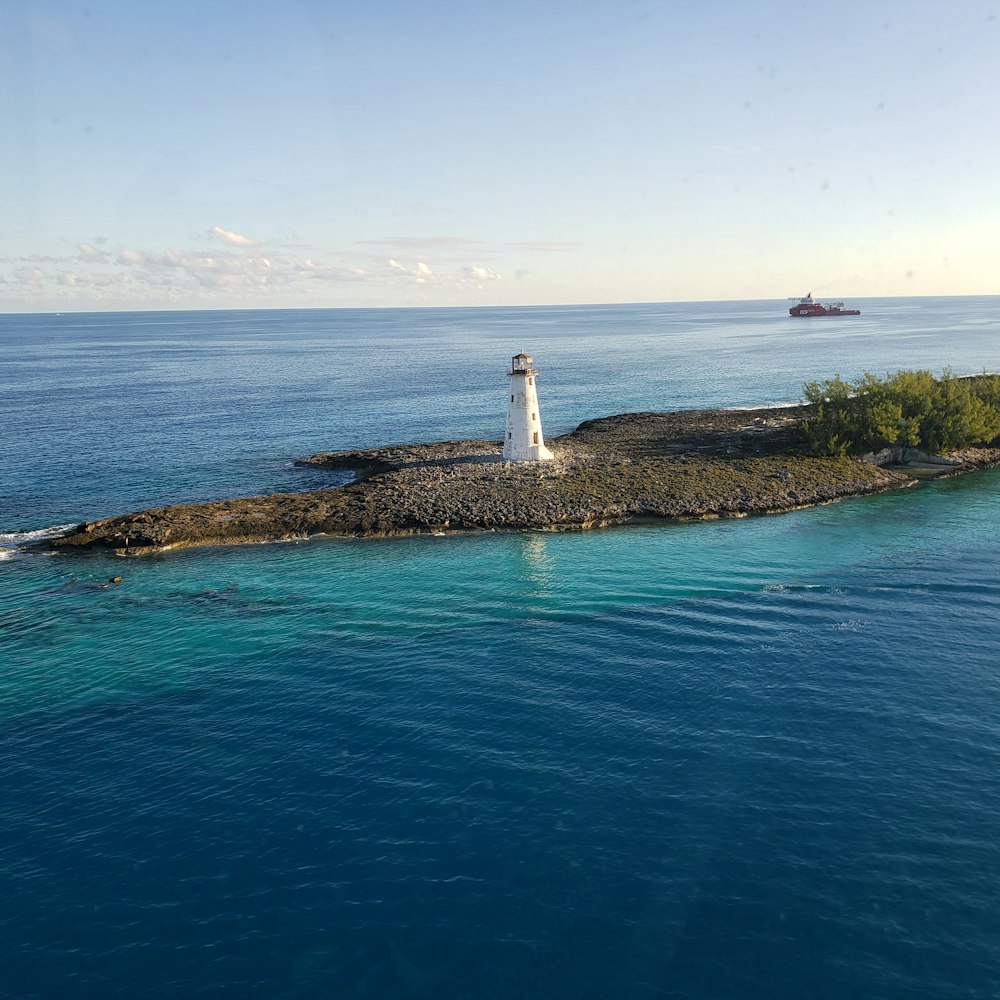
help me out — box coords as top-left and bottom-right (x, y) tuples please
(49, 404), (992, 555)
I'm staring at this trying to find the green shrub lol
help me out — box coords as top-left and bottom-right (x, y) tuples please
(801, 371), (1000, 456)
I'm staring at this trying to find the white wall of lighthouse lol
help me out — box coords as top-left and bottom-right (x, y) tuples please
(503, 352), (554, 462)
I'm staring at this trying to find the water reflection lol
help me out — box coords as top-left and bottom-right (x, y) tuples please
(511, 532), (554, 601)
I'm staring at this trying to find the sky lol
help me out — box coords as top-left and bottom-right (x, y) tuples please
(1, 0), (998, 311)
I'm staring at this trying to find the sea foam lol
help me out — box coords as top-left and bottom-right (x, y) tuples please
(0, 523), (77, 548)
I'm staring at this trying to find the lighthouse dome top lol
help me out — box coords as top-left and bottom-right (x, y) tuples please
(510, 352), (537, 374)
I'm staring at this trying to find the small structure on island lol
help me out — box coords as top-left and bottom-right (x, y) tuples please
(503, 352), (554, 462)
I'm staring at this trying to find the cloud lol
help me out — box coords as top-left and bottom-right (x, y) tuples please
(118, 247), (152, 266)
(115, 245), (281, 289)
(462, 266), (502, 282)
(210, 226), (261, 248)
(2, 228), (524, 305)
(14, 267), (46, 285)
(294, 259), (370, 283)
(58, 270), (130, 287)
(383, 259), (436, 283)
(78, 242), (109, 263)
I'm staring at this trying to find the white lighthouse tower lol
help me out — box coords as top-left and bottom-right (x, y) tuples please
(503, 352), (554, 462)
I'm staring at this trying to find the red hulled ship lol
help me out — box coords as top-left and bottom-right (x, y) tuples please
(789, 293), (860, 317)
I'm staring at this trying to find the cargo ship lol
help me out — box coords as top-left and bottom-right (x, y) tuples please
(789, 293), (860, 317)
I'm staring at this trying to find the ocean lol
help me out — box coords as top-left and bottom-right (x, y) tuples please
(2, 298), (1000, 998)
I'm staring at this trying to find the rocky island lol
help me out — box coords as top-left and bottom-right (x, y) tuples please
(42, 401), (1000, 556)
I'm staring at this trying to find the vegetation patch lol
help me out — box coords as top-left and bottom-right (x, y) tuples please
(802, 371), (1000, 456)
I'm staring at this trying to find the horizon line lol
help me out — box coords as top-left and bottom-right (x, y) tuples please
(3, 292), (1000, 318)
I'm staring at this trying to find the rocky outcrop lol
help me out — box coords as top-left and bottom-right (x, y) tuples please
(46, 406), (929, 555)
(862, 446), (963, 467)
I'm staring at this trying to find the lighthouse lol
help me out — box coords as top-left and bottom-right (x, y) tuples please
(503, 352), (554, 462)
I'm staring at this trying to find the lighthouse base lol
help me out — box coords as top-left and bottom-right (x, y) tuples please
(503, 443), (554, 463)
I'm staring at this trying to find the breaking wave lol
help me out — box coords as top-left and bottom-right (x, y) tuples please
(0, 523), (77, 557)
(0, 523), (77, 544)
(720, 400), (804, 411)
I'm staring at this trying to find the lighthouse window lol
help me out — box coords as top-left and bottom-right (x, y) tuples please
(511, 395), (514, 402)
(533, 432), (539, 445)
(532, 413), (537, 421)
(528, 377), (534, 385)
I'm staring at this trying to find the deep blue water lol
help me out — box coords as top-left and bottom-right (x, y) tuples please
(2, 299), (1000, 998)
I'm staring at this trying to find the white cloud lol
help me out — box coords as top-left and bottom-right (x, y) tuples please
(463, 266), (502, 281)
(113, 244), (284, 290)
(78, 242), (108, 263)
(118, 247), (152, 266)
(210, 226), (261, 248)
(1, 228), (527, 305)
(14, 267), (46, 285)
(58, 271), (130, 287)
(382, 259), (437, 284)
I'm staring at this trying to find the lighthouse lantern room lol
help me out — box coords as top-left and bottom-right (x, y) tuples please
(503, 352), (554, 462)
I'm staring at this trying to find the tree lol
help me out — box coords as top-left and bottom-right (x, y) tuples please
(800, 371), (1000, 456)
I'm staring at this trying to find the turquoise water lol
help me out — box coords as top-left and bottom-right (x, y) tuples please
(2, 299), (1000, 997)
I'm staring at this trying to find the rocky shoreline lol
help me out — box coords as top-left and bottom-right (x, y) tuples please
(43, 405), (1000, 555)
